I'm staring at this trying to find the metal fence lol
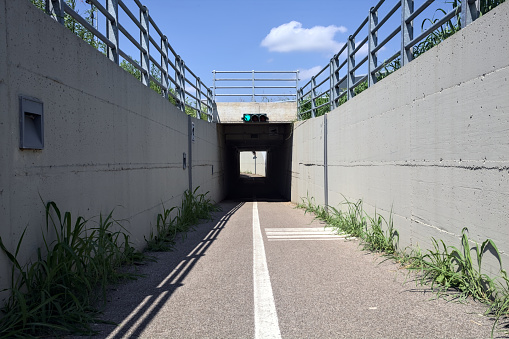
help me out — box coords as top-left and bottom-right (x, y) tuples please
(43, 0), (214, 121)
(297, 0), (482, 120)
(212, 71), (299, 102)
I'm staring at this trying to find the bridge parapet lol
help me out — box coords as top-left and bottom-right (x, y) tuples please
(216, 101), (297, 123)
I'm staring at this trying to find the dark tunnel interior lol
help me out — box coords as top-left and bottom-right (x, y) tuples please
(219, 123), (293, 202)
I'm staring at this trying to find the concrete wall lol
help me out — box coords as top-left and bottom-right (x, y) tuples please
(291, 2), (509, 274)
(0, 0), (224, 296)
(216, 101), (297, 123)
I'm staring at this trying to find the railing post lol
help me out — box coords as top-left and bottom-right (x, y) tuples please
(140, 6), (150, 86)
(212, 70), (216, 102)
(251, 70), (255, 102)
(161, 36), (169, 99)
(176, 56), (186, 112)
(295, 70), (299, 104)
(196, 78), (202, 120)
(401, 0), (414, 66)
(461, 0), (480, 28)
(106, 0), (119, 65)
(311, 76), (316, 118)
(207, 88), (213, 122)
(46, 0), (65, 25)
(368, 7), (378, 87)
(329, 57), (337, 111)
(347, 35), (355, 100)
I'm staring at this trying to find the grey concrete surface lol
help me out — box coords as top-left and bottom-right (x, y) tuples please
(291, 2), (509, 275)
(67, 201), (500, 339)
(0, 0), (224, 299)
(216, 102), (297, 123)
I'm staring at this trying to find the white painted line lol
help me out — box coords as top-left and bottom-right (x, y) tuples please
(268, 238), (354, 241)
(267, 235), (348, 239)
(106, 295), (152, 339)
(266, 228), (339, 232)
(253, 201), (282, 339)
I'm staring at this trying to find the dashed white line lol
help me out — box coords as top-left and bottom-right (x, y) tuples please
(253, 201), (282, 339)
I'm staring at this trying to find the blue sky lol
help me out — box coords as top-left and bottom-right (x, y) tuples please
(74, 0), (452, 99)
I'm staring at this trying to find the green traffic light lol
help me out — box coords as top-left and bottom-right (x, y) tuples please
(243, 114), (252, 122)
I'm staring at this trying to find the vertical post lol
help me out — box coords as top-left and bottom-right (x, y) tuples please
(106, 0), (119, 65)
(401, 0), (414, 66)
(196, 78), (202, 120)
(311, 76), (316, 118)
(176, 56), (186, 112)
(368, 7), (378, 87)
(140, 6), (150, 86)
(212, 70), (216, 101)
(329, 57), (337, 111)
(324, 113), (328, 212)
(461, 0), (480, 28)
(347, 35), (355, 100)
(295, 70), (300, 102)
(251, 70), (255, 102)
(47, 0), (65, 25)
(207, 88), (213, 122)
(297, 87), (302, 120)
(161, 36), (169, 99)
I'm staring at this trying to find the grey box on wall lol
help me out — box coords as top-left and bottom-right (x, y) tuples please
(19, 96), (44, 150)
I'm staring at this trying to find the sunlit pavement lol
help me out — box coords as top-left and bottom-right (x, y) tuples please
(70, 200), (495, 339)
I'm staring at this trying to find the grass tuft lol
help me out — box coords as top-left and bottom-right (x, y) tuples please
(297, 195), (509, 336)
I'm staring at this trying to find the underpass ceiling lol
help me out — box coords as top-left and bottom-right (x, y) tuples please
(220, 123), (292, 151)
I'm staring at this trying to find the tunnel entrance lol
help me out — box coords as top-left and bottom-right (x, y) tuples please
(220, 123), (293, 202)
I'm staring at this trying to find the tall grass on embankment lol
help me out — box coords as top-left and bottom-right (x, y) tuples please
(297, 195), (509, 336)
(0, 188), (219, 337)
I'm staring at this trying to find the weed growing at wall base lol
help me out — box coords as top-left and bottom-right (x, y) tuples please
(0, 188), (220, 337)
(297, 195), (509, 336)
(0, 202), (144, 337)
(145, 187), (221, 251)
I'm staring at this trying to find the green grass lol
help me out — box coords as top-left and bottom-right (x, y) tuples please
(297, 195), (509, 336)
(0, 188), (220, 337)
(145, 187), (220, 251)
(0, 202), (144, 337)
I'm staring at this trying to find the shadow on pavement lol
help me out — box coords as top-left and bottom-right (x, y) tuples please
(91, 201), (244, 339)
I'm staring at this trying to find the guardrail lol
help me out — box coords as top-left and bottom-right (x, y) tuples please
(212, 70), (299, 102)
(297, 0), (482, 120)
(43, 0), (214, 121)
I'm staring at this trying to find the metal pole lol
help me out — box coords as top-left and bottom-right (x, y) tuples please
(140, 6), (150, 86)
(162, 36), (169, 99)
(368, 7), (378, 87)
(330, 57), (337, 111)
(401, 0), (414, 66)
(47, 0), (65, 25)
(196, 78), (202, 120)
(212, 70), (216, 102)
(311, 76), (316, 118)
(347, 35), (355, 100)
(106, 0), (119, 65)
(252, 70), (255, 102)
(461, 0), (480, 28)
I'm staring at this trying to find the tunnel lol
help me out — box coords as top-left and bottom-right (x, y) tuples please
(219, 123), (293, 201)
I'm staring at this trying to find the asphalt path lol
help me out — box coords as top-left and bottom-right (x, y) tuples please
(69, 200), (499, 338)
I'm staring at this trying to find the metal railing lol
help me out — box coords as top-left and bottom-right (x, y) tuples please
(44, 0), (214, 121)
(297, 0), (481, 120)
(212, 71), (299, 102)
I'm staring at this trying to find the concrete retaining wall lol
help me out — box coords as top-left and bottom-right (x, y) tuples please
(292, 2), (509, 274)
(0, 0), (224, 296)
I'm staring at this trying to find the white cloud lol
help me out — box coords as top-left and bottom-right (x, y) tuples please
(297, 66), (323, 81)
(261, 21), (347, 53)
